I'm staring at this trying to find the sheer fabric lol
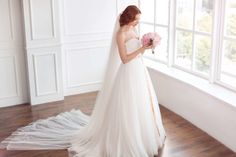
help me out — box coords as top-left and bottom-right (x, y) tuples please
(0, 15), (166, 157)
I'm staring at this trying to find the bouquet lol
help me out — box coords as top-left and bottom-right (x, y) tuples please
(141, 32), (161, 54)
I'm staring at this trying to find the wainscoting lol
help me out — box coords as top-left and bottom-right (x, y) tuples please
(0, 0), (134, 106)
(0, 0), (28, 107)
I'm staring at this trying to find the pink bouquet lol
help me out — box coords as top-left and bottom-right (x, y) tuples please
(141, 32), (161, 54)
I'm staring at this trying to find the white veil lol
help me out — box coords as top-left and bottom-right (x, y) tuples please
(0, 14), (122, 150)
(66, 14), (123, 154)
(87, 14), (121, 128)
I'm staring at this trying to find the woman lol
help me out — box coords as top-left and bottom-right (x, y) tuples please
(1, 5), (166, 157)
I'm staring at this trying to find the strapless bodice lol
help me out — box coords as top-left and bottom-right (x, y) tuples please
(125, 38), (142, 55)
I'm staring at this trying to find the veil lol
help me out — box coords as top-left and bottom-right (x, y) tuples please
(81, 14), (122, 134)
(0, 14), (122, 150)
(90, 15), (121, 120)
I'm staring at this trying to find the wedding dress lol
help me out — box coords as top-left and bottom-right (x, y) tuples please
(0, 15), (166, 157)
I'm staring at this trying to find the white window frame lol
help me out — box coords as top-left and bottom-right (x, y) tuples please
(215, 0), (236, 91)
(138, 0), (236, 92)
(173, 0), (214, 79)
(138, 0), (171, 65)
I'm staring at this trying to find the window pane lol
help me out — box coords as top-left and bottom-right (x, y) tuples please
(195, 0), (214, 33)
(140, 23), (154, 36)
(194, 35), (211, 73)
(176, 0), (194, 29)
(221, 40), (236, 76)
(140, 0), (154, 23)
(156, 0), (169, 25)
(154, 26), (168, 61)
(225, 0), (236, 36)
(175, 31), (193, 68)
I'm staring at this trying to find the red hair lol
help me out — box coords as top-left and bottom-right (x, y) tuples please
(119, 5), (141, 27)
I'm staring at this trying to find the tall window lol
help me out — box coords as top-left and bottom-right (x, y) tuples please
(139, 0), (236, 92)
(175, 0), (213, 76)
(218, 0), (236, 90)
(139, 0), (170, 63)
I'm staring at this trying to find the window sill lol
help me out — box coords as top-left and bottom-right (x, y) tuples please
(143, 57), (236, 109)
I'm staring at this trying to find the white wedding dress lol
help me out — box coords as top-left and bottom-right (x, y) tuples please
(0, 17), (166, 156)
(0, 37), (166, 157)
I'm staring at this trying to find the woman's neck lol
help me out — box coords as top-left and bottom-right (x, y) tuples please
(122, 25), (134, 31)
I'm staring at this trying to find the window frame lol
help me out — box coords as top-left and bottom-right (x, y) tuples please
(138, 0), (171, 64)
(215, 0), (236, 91)
(138, 0), (236, 92)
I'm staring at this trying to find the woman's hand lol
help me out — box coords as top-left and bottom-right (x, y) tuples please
(140, 44), (154, 54)
(143, 44), (154, 50)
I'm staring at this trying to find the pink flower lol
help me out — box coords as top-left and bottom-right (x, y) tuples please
(141, 32), (161, 54)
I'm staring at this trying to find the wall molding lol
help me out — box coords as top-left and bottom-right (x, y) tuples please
(63, 44), (110, 51)
(0, 55), (19, 99)
(67, 81), (102, 89)
(64, 81), (102, 96)
(64, 31), (112, 37)
(63, 45), (109, 52)
(61, 0), (113, 38)
(62, 38), (111, 46)
(0, 0), (14, 42)
(0, 44), (25, 50)
(7, 0), (14, 41)
(32, 52), (59, 96)
(61, 0), (119, 95)
(62, 33), (112, 46)
(64, 45), (107, 88)
(25, 43), (62, 49)
(29, 0), (56, 40)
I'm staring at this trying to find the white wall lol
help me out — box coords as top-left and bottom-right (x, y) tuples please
(60, 0), (116, 96)
(60, 0), (139, 96)
(0, 0), (28, 107)
(117, 0), (138, 12)
(0, 0), (138, 105)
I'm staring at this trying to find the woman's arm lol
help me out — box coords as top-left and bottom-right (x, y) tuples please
(116, 32), (148, 64)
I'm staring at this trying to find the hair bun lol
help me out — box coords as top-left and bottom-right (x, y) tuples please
(119, 5), (141, 27)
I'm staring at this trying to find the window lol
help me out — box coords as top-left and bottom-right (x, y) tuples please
(139, 0), (170, 63)
(217, 0), (236, 90)
(139, 0), (236, 92)
(175, 0), (213, 76)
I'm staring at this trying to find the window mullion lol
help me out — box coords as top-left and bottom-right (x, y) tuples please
(192, 0), (196, 72)
(210, 0), (222, 83)
(138, 0), (141, 35)
(154, 0), (156, 32)
(170, 0), (177, 67)
(167, 0), (172, 67)
(216, 0), (227, 83)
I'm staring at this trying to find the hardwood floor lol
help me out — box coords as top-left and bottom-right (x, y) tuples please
(0, 92), (235, 157)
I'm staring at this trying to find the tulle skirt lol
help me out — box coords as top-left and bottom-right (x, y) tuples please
(1, 57), (166, 157)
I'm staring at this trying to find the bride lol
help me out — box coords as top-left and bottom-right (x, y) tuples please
(0, 5), (166, 157)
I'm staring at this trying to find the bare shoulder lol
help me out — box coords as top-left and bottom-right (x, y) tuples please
(116, 28), (126, 42)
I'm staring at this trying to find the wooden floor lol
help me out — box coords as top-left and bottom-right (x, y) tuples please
(0, 92), (235, 157)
